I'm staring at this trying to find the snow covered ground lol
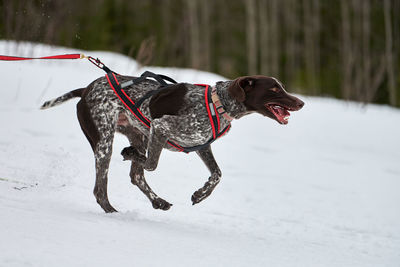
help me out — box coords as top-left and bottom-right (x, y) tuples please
(0, 41), (399, 267)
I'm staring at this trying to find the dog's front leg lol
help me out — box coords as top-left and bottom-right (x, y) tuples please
(144, 119), (169, 171)
(192, 145), (222, 205)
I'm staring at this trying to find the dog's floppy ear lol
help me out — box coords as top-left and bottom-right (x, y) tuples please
(228, 76), (255, 102)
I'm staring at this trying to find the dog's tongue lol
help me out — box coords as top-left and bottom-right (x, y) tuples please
(272, 106), (290, 123)
(275, 106), (289, 116)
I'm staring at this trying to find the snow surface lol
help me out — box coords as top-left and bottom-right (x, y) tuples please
(0, 41), (399, 267)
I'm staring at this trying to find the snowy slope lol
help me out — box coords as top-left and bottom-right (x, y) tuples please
(0, 41), (399, 267)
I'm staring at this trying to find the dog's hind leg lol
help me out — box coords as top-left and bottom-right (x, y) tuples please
(192, 145), (222, 205)
(118, 124), (172, 210)
(77, 100), (118, 213)
(94, 135), (117, 213)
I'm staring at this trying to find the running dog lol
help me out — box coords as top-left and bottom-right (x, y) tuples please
(41, 74), (304, 213)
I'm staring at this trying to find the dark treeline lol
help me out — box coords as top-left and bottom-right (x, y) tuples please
(1, 0), (399, 106)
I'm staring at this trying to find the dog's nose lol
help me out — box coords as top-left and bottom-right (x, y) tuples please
(297, 100), (305, 109)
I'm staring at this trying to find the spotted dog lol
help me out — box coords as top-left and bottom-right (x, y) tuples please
(41, 75), (304, 213)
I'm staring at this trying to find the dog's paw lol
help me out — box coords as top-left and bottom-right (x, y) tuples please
(191, 177), (220, 205)
(151, 198), (172, 210)
(121, 146), (146, 163)
(121, 146), (138, 160)
(191, 188), (210, 205)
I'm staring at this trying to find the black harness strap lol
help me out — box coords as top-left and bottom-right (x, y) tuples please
(106, 72), (151, 127)
(105, 70), (230, 153)
(139, 71), (178, 86)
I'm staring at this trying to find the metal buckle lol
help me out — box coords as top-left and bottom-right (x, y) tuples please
(88, 56), (105, 69)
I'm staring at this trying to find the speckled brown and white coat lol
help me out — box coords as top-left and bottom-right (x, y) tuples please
(41, 74), (304, 213)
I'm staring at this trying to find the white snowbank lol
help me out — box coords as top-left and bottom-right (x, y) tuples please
(1, 41), (399, 267)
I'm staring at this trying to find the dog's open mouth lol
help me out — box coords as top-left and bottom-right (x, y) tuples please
(266, 104), (292, 124)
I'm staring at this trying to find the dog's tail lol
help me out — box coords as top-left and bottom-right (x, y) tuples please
(40, 88), (83, 110)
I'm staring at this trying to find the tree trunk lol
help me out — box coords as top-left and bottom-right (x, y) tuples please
(384, 0), (397, 106)
(245, 0), (258, 75)
(312, 0), (320, 92)
(259, 0), (269, 75)
(303, 0), (318, 94)
(161, 0), (171, 63)
(340, 0), (353, 100)
(362, 0), (371, 103)
(284, 0), (298, 88)
(187, 0), (201, 69)
(352, 0), (364, 101)
(200, 0), (211, 71)
(269, 0), (280, 77)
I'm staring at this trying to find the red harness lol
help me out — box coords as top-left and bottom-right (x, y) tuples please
(106, 72), (231, 153)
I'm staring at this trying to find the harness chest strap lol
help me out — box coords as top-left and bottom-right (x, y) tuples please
(211, 87), (234, 122)
(105, 72), (231, 153)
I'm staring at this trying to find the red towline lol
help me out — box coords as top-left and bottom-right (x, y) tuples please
(0, 54), (83, 61)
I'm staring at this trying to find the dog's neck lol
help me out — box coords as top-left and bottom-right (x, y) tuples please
(215, 81), (251, 120)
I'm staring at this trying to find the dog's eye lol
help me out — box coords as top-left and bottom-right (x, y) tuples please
(270, 87), (279, 93)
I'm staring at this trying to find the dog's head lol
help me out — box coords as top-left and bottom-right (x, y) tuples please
(228, 76), (304, 124)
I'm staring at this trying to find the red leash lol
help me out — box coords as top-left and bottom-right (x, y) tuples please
(0, 53), (84, 61)
(0, 53), (110, 72)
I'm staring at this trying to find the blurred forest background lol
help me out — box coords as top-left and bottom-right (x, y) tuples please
(0, 0), (399, 106)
